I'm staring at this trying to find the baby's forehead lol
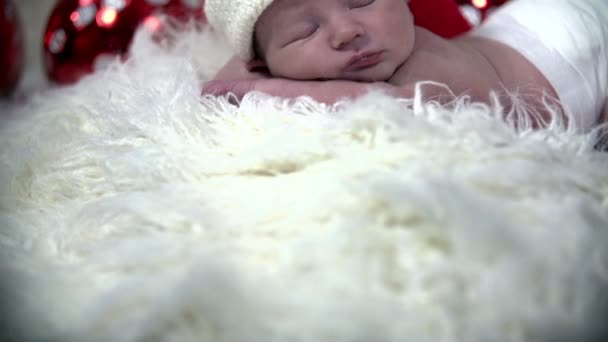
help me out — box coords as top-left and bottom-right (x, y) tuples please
(257, 0), (311, 29)
(271, 0), (311, 10)
(263, 0), (330, 18)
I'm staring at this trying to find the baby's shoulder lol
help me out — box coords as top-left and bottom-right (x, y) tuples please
(388, 33), (472, 86)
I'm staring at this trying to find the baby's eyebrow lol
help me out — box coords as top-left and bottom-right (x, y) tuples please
(276, 1), (314, 20)
(273, 10), (314, 34)
(283, 9), (307, 22)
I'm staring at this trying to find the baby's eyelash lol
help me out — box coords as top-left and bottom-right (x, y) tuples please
(348, 0), (375, 9)
(287, 26), (318, 44)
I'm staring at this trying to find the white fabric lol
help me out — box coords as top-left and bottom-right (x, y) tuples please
(473, 0), (608, 132)
(205, 0), (275, 59)
(1, 27), (608, 342)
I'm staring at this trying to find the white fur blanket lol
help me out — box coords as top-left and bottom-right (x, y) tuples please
(1, 28), (607, 342)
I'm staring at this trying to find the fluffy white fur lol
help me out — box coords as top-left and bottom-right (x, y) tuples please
(1, 27), (608, 342)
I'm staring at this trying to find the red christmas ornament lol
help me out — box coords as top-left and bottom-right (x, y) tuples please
(43, 0), (206, 85)
(456, 0), (511, 23)
(0, 0), (24, 97)
(410, 0), (511, 37)
(410, 0), (472, 38)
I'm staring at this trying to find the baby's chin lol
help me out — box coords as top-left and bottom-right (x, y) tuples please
(272, 69), (393, 83)
(339, 71), (394, 83)
(339, 65), (398, 83)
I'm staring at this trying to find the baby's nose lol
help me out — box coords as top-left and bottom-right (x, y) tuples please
(330, 16), (365, 50)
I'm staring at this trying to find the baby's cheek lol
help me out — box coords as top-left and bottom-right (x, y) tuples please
(272, 53), (334, 80)
(290, 52), (327, 77)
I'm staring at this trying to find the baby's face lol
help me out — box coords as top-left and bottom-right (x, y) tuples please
(254, 0), (415, 82)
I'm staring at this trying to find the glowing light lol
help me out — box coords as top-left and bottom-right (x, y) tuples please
(46, 29), (67, 54)
(79, 0), (95, 6)
(472, 0), (489, 8)
(70, 11), (81, 23)
(143, 16), (162, 32)
(103, 0), (130, 11)
(71, 5), (97, 29)
(96, 7), (118, 28)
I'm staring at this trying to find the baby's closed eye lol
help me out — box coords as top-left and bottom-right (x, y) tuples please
(347, 0), (375, 9)
(283, 24), (319, 45)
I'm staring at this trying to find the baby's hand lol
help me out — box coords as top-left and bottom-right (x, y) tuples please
(213, 56), (270, 81)
(202, 79), (258, 100)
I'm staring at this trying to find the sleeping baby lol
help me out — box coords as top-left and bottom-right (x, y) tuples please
(202, 0), (608, 132)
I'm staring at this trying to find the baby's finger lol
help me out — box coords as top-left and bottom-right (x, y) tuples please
(202, 80), (252, 98)
(201, 80), (228, 96)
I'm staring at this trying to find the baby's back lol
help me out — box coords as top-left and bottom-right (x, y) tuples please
(389, 25), (559, 120)
(471, 0), (608, 131)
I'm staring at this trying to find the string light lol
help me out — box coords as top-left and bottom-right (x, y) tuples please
(472, 0), (489, 9)
(70, 11), (81, 23)
(96, 7), (118, 28)
(143, 16), (162, 32)
(43, 0), (206, 84)
(70, 5), (97, 30)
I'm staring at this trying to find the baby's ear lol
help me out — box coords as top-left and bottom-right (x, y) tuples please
(246, 58), (268, 72)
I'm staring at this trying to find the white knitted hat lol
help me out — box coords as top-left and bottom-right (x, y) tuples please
(205, 0), (276, 60)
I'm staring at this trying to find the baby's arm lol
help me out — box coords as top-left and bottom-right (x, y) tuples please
(202, 78), (413, 104)
(213, 56), (271, 81)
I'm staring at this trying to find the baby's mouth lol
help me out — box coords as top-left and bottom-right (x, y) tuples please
(346, 51), (384, 71)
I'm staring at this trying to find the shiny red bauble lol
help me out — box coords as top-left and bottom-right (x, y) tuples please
(43, 0), (205, 84)
(410, 0), (472, 38)
(0, 0), (24, 97)
(411, 0), (511, 37)
(456, 0), (511, 22)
